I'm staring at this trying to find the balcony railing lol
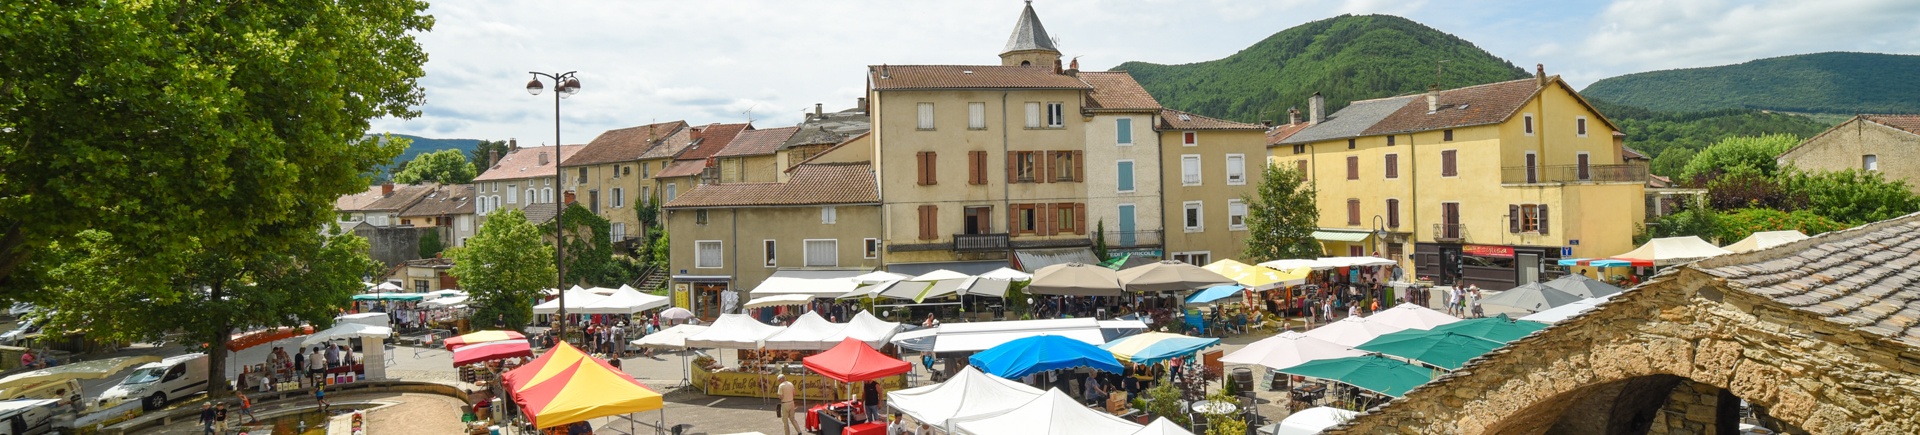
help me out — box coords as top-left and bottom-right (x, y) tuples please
(1100, 229), (1164, 248)
(953, 233), (1011, 252)
(1501, 164), (1647, 184)
(1433, 223), (1467, 242)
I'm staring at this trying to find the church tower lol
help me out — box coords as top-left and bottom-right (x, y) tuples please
(999, 1), (1062, 67)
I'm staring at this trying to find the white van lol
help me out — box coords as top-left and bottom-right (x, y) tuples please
(0, 399), (58, 435)
(96, 353), (208, 411)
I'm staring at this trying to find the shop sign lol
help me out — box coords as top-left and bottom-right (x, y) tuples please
(1463, 244), (1515, 258)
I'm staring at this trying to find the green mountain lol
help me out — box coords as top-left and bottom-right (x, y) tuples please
(1582, 52), (1920, 115)
(1113, 14), (1529, 123)
(1588, 99), (1832, 178)
(367, 134), (485, 180)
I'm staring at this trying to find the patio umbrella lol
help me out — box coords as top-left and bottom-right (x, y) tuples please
(1219, 331), (1367, 371)
(1098, 332), (1220, 365)
(506, 341), (663, 429)
(1184, 285), (1248, 305)
(452, 339), (534, 366)
(1364, 303), (1460, 331)
(443, 330), (526, 350)
(1541, 274), (1623, 299)
(1303, 316), (1407, 348)
(1201, 259), (1306, 290)
(1275, 355), (1434, 397)
(1116, 260), (1235, 293)
(978, 267), (1033, 282)
(1355, 331), (1504, 370)
(1026, 263), (1125, 297)
(969, 335), (1124, 379)
(658, 307), (695, 321)
(1479, 283), (1584, 313)
(1430, 314), (1549, 342)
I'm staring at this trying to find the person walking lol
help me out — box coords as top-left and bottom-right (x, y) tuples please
(213, 403), (229, 434)
(237, 391), (258, 424)
(777, 375), (801, 435)
(862, 380), (884, 422)
(200, 403), (216, 435)
(314, 387), (329, 413)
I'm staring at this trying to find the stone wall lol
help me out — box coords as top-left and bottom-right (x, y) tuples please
(1325, 267), (1920, 435)
(1645, 379), (1733, 435)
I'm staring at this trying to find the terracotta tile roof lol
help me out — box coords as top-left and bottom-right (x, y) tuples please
(676, 123), (752, 161)
(1360, 78), (1545, 136)
(868, 65), (1091, 91)
(1265, 122), (1312, 146)
(664, 162), (878, 208)
(567, 120), (688, 166)
(364, 184), (436, 211)
(1863, 114), (1920, 135)
(398, 184), (474, 217)
(1694, 213), (1920, 348)
(1277, 96), (1415, 145)
(655, 159), (708, 178)
(474, 145), (584, 182)
(714, 126), (800, 158)
(1622, 146), (1648, 161)
(1157, 109), (1264, 131)
(784, 109), (871, 148)
(1079, 71), (1160, 111)
(335, 185), (387, 211)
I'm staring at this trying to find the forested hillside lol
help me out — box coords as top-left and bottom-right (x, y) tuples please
(1589, 100), (1831, 178)
(1114, 14), (1528, 123)
(1582, 52), (1920, 114)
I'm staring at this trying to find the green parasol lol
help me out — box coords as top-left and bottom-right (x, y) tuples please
(1275, 355), (1435, 397)
(1427, 314), (1548, 343)
(1099, 253), (1131, 270)
(1355, 331), (1506, 370)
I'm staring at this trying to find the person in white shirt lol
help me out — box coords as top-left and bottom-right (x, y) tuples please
(777, 375), (800, 435)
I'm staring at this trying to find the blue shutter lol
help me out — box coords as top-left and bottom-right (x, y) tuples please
(1116, 118), (1133, 144)
(1117, 161), (1134, 192)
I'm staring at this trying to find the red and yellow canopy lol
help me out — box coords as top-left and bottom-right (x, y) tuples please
(503, 341), (662, 428)
(444, 330), (526, 350)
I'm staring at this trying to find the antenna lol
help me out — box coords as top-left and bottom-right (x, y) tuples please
(742, 105), (757, 124)
(1433, 58), (1451, 91)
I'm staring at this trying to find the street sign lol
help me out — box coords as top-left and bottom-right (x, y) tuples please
(1561, 247), (1574, 256)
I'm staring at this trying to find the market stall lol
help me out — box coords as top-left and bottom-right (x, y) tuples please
(948, 388), (1144, 435)
(1302, 316), (1406, 348)
(801, 338), (913, 434)
(887, 366), (1044, 432)
(300, 322), (390, 381)
(505, 341), (664, 430)
(1098, 332), (1219, 365)
(1363, 304), (1459, 331)
(1428, 314), (1550, 342)
(1354, 330), (1504, 370)
(969, 335), (1123, 380)
(577, 285), (670, 315)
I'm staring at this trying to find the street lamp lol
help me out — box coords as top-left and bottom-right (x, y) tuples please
(1371, 215), (1387, 258)
(527, 71), (580, 341)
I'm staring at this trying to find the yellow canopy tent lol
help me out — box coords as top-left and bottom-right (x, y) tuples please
(1203, 259), (1309, 290)
(504, 341), (663, 429)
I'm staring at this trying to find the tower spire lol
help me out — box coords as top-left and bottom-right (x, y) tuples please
(1000, 1), (1061, 67)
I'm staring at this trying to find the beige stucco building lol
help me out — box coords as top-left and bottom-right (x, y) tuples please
(713, 126), (800, 184)
(474, 144), (581, 226)
(1778, 114), (1920, 194)
(562, 121), (690, 242)
(1079, 72), (1166, 261)
(1157, 109), (1269, 265)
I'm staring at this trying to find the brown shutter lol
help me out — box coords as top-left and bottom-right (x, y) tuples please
(1509, 204), (1520, 233)
(927, 151), (937, 185)
(1539, 204), (1550, 235)
(968, 151), (983, 185)
(928, 205), (939, 240)
(1039, 204), (1053, 236)
(1009, 204), (1022, 235)
(1386, 199), (1400, 228)
(1075, 203), (1087, 235)
(1347, 199), (1360, 225)
(1073, 151), (1085, 182)
(916, 205), (928, 240)
(1385, 154), (1398, 178)
(1007, 153), (1018, 183)
(980, 205), (993, 234)
(1346, 156), (1359, 180)
(1442, 150), (1458, 177)
(917, 152), (930, 185)
(1296, 159), (1307, 175)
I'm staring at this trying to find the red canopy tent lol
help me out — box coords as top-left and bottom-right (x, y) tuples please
(504, 341), (663, 429)
(803, 338), (911, 383)
(451, 339), (533, 366)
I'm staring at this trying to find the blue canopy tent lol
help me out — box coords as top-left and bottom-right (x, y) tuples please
(968, 335), (1124, 379)
(1184, 284), (1248, 305)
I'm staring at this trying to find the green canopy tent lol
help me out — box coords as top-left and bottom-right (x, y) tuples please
(1276, 355), (1434, 397)
(1355, 331), (1505, 370)
(350, 293), (425, 302)
(1427, 314), (1548, 343)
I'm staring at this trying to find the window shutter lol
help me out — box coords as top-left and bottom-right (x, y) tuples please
(1009, 204), (1022, 235)
(1117, 118), (1132, 144)
(1539, 205), (1550, 235)
(1385, 154), (1398, 179)
(979, 152), (990, 184)
(1073, 151), (1085, 182)
(918, 205), (934, 240)
(1040, 204), (1054, 236)
(1442, 150), (1458, 177)
(1387, 199), (1400, 228)
(1296, 159), (1307, 175)
(1006, 153), (1018, 183)
(1509, 204), (1520, 233)
(926, 151), (937, 185)
(1347, 156), (1359, 180)
(1347, 199), (1360, 225)
(915, 152), (927, 185)
(1117, 161), (1134, 191)
(1075, 204), (1086, 235)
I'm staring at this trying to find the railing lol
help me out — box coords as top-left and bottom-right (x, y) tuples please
(1500, 164), (1647, 184)
(1101, 229), (1164, 248)
(1432, 223), (1467, 242)
(953, 233), (1011, 252)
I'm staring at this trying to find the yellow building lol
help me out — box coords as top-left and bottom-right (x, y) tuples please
(713, 126), (800, 184)
(1273, 70), (1646, 289)
(562, 120), (690, 243)
(651, 122), (751, 196)
(1157, 109), (1269, 265)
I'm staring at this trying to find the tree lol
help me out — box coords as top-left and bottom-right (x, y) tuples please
(1646, 198), (1723, 243)
(471, 139), (513, 175)
(1091, 220), (1110, 262)
(446, 209), (555, 331)
(1680, 134), (1799, 183)
(27, 229), (380, 399)
(418, 230), (444, 259)
(1648, 148), (1694, 178)
(391, 149), (477, 185)
(0, 2), (431, 294)
(1242, 164), (1321, 263)
(1779, 168), (1920, 225)
(555, 204), (631, 287)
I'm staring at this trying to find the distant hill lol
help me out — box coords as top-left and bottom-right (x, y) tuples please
(369, 133), (484, 176)
(1113, 14), (1529, 123)
(1582, 52), (1920, 115)
(1588, 98), (1832, 178)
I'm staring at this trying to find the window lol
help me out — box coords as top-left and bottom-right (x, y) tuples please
(1171, 252), (1210, 266)
(963, 206), (992, 235)
(1576, 117), (1589, 137)
(414, 280), (428, 292)
(641, 164), (650, 178)
(804, 240), (838, 267)
(1116, 118), (1133, 145)
(1349, 246), (1365, 256)
(1347, 199), (1360, 225)
(695, 240), (723, 268)
(1387, 135), (1396, 146)
(1384, 154), (1400, 179)
(1054, 203), (1080, 234)
(1524, 113), (1535, 135)
(1181, 155), (1202, 186)
(1865, 155), (1879, 171)
(1296, 159), (1308, 175)
(968, 151), (987, 185)
(1051, 151), (1081, 182)
(968, 102), (986, 129)
(1576, 153), (1591, 180)
(1441, 150), (1459, 177)
(612, 223), (626, 240)
(665, 183), (677, 201)
(1046, 102), (1064, 128)
(917, 103), (935, 129)
(507, 184), (518, 204)
(1015, 204), (1039, 234)
(917, 205), (938, 240)
(1386, 198), (1401, 228)
(1443, 129), (1454, 141)
(821, 207), (837, 224)
(1226, 154), (1246, 185)
(863, 238), (880, 259)
(641, 186), (651, 206)
(916, 151), (938, 185)
(695, 209), (708, 225)
(1228, 199), (1247, 230)
(1442, 202), (1461, 239)
(542, 188), (554, 203)
(611, 187), (624, 208)
(1024, 102), (1042, 128)
(526, 189), (535, 205)
(764, 240), (777, 267)
(577, 168), (587, 184)
(1347, 139), (1356, 150)
(1183, 201), (1204, 232)
(1182, 132), (1197, 147)
(1525, 152), (1539, 183)
(1116, 160), (1135, 193)
(1292, 144), (1306, 154)
(1346, 156), (1359, 180)
(1011, 151), (1039, 182)
(1509, 204), (1550, 234)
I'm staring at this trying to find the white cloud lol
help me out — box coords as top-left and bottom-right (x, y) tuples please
(1569, 0), (1920, 82)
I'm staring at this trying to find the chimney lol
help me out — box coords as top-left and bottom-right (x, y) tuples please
(1309, 93), (1326, 125)
(563, 190), (576, 205)
(1287, 107), (1301, 125)
(879, 64), (890, 79)
(1069, 57), (1080, 71)
(857, 97), (868, 113)
(509, 138), (518, 150)
(487, 148), (499, 169)
(1053, 59), (1063, 74)
(1427, 92), (1439, 113)
(381, 182), (394, 196)
(1261, 120), (1273, 127)
(814, 103), (823, 118)
(1536, 63), (1547, 87)
(538, 150), (549, 166)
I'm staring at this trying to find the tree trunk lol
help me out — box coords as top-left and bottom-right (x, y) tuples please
(205, 284), (232, 399)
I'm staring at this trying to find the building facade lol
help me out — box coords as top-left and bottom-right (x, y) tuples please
(713, 126), (801, 184)
(1777, 114), (1920, 194)
(1158, 109), (1269, 266)
(1079, 71), (1166, 261)
(562, 121), (690, 243)
(473, 144), (581, 227)
(396, 183), (476, 248)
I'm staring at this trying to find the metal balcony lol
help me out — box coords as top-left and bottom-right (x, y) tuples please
(953, 233), (1011, 252)
(1501, 164), (1648, 184)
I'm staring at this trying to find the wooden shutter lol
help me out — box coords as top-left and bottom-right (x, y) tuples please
(915, 152), (928, 185)
(1508, 204), (1520, 233)
(1385, 154), (1398, 179)
(1040, 152), (1053, 183)
(1296, 159), (1307, 175)
(1346, 156), (1359, 180)
(1007, 153), (1018, 183)
(968, 151), (985, 185)
(1387, 199), (1400, 228)
(1040, 204), (1054, 236)
(1009, 204), (1022, 235)
(1539, 205), (1550, 235)
(1347, 199), (1360, 225)
(916, 205), (929, 240)
(1074, 203), (1087, 235)
(927, 151), (937, 185)
(1073, 151), (1085, 182)
(1442, 150), (1458, 177)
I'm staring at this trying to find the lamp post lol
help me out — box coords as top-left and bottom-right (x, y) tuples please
(1371, 215), (1387, 258)
(527, 71), (581, 341)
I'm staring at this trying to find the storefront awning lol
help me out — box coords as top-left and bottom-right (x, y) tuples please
(887, 261), (1006, 277)
(768, 269), (870, 280)
(1014, 248), (1100, 272)
(1311, 230), (1374, 243)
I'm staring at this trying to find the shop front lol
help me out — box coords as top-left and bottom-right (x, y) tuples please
(1412, 243), (1564, 290)
(671, 276), (734, 322)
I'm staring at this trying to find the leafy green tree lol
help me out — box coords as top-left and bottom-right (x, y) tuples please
(1648, 148), (1694, 178)
(1716, 208), (1848, 244)
(0, 2), (430, 293)
(555, 204), (631, 287)
(392, 149), (477, 185)
(1780, 168), (1920, 225)
(418, 230), (444, 259)
(1243, 164), (1322, 262)
(29, 229), (380, 398)
(471, 139), (513, 175)
(1091, 220), (1110, 262)
(447, 209), (555, 331)
(1680, 134), (1799, 182)
(1705, 167), (1805, 211)
(1647, 198), (1723, 243)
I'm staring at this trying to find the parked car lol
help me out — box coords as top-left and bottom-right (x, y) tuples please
(0, 399), (58, 435)
(95, 354), (208, 411)
(0, 321), (39, 347)
(4, 304), (31, 320)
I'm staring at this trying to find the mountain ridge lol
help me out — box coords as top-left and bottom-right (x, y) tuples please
(1581, 52), (1920, 115)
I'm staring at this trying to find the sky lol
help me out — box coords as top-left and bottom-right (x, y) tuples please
(367, 0), (1920, 143)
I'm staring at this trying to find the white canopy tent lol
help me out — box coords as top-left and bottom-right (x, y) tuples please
(926, 318), (1107, 354)
(887, 366), (1046, 432)
(1364, 304), (1460, 331)
(1614, 236), (1733, 266)
(301, 323), (391, 347)
(910, 269), (973, 282)
(1303, 316), (1408, 348)
(1723, 230), (1809, 253)
(743, 294), (815, 310)
(630, 324), (709, 350)
(1261, 406), (1359, 435)
(825, 311), (902, 349)
(961, 277), (1014, 298)
(334, 312), (389, 327)
(1519, 291), (1621, 324)
(977, 267), (1033, 282)
(1131, 418), (1197, 435)
(577, 285), (670, 315)
(1220, 331), (1367, 371)
(749, 277), (861, 299)
(837, 280), (898, 300)
(420, 295), (468, 309)
(532, 287), (608, 315)
(1258, 256), (1397, 271)
(764, 312), (849, 350)
(684, 314), (783, 349)
(950, 388), (1144, 435)
(850, 271), (913, 284)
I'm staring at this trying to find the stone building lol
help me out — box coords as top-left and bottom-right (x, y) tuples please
(1777, 114), (1920, 194)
